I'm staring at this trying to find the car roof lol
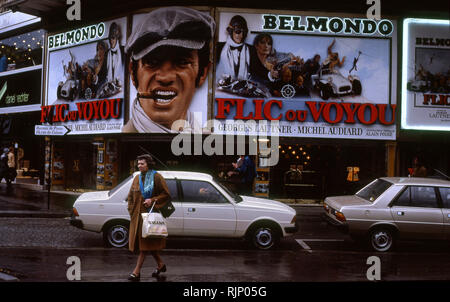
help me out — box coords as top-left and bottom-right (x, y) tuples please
(132, 170), (213, 182)
(381, 177), (450, 187)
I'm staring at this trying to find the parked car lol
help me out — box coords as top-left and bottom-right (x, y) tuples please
(311, 68), (362, 100)
(57, 79), (78, 101)
(70, 171), (298, 250)
(323, 177), (450, 252)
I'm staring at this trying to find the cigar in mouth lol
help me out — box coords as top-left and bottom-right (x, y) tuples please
(137, 90), (177, 104)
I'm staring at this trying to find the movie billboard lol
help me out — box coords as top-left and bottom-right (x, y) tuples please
(213, 11), (397, 140)
(43, 17), (126, 134)
(401, 19), (450, 131)
(125, 7), (214, 133)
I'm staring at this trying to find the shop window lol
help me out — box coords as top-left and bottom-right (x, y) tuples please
(0, 29), (45, 72)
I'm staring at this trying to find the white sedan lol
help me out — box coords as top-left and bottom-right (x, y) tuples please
(70, 171), (298, 250)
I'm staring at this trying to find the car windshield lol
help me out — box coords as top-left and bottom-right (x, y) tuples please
(108, 174), (134, 197)
(216, 180), (243, 203)
(356, 179), (392, 202)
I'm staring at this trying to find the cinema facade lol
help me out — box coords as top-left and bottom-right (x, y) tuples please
(1, 1), (448, 201)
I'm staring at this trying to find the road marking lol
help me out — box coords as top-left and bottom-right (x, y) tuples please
(296, 238), (346, 253)
(295, 240), (312, 253)
(301, 239), (345, 242)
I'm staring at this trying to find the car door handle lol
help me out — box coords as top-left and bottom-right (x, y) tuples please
(397, 211), (405, 216)
(188, 208), (196, 212)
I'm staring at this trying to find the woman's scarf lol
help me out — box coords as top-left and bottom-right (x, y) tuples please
(219, 35), (250, 80)
(139, 169), (157, 199)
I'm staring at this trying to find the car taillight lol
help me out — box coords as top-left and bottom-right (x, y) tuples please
(73, 207), (79, 217)
(335, 211), (346, 222)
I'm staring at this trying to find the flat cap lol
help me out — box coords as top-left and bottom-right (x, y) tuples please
(126, 7), (215, 60)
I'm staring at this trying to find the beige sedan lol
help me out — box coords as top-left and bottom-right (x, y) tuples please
(323, 177), (450, 252)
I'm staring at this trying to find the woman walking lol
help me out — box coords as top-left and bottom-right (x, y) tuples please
(127, 154), (171, 281)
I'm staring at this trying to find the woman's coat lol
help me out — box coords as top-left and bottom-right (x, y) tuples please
(127, 172), (171, 252)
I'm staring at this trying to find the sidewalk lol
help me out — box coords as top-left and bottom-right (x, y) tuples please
(0, 183), (80, 218)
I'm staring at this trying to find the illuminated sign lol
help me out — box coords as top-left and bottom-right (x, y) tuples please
(48, 22), (105, 49)
(44, 17), (126, 134)
(262, 15), (394, 36)
(214, 11), (397, 140)
(401, 18), (450, 131)
(0, 69), (41, 110)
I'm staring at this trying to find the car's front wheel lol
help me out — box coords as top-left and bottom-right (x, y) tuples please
(352, 79), (362, 95)
(103, 222), (129, 248)
(369, 227), (395, 252)
(248, 223), (280, 250)
(319, 84), (332, 100)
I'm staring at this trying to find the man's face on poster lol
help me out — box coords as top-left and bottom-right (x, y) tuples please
(132, 46), (208, 130)
(231, 27), (244, 44)
(110, 37), (118, 49)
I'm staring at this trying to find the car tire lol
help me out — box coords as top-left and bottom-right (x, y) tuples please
(352, 79), (362, 95)
(103, 222), (129, 248)
(248, 223), (280, 250)
(369, 227), (395, 252)
(57, 85), (62, 100)
(319, 84), (332, 100)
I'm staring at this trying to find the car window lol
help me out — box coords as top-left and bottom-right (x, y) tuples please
(394, 186), (438, 208)
(394, 187), (410, 207)
(165, 179), (179, 202)
(181, 180), (228, 204)
(356, 179), (392, 202)
(439, 187), (450, 208)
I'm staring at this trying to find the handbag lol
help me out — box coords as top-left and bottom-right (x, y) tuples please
(159, 200), (175, 218)
(141, 204), (168, 238)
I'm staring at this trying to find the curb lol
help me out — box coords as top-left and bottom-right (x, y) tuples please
(0, 211), (71, 218)
(0, 272), (19, 282)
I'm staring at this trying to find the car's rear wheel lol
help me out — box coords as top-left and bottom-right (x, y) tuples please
(369, 227), (395, 252)
(103, 222), (129, 248)
(248, 223), (280, 250)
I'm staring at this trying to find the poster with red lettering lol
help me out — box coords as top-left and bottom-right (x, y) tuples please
(44, 17), (126, 134)
(402, 18), (450, 131)
(213, 10), (398, 140)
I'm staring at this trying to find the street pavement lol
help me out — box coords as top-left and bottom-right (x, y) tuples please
(1, 182), (450, 284)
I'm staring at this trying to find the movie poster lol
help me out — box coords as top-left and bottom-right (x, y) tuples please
(126, 8), (213, 134)
(402, 19), (450, 131)
(213, 11), (397, 140)
(44, 17), (126, 134)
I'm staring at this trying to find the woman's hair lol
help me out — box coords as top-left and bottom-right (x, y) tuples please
(137, 154), (155, 168)
(96, 40), (107, 52)
(253, 33), (273, 48)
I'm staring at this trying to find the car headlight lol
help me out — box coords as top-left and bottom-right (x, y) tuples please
(335, 211), (346, 222)
(323, 203), (330, 213)
(72, 207), (79, 217)
(290, 215), (297, 224)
